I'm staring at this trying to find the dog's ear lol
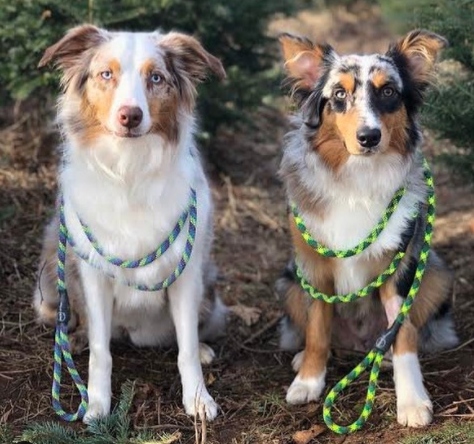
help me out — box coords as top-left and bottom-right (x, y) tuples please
(38, 25), (107, 70)
(159, 32), (226, 84)
(279, 33), (334, 91)
(387, 29), (447, 87)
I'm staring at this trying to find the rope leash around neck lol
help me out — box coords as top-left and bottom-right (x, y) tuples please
(292, 186), (406, 258)
(52, 189), (197, 421)
(66, 189), (198, 291)
(293, 160), (435, 434)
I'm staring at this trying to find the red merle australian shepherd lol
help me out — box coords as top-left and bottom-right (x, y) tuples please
(276, 30), (458, 427)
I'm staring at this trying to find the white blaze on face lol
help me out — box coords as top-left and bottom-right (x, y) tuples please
(356, 55), (382, 131)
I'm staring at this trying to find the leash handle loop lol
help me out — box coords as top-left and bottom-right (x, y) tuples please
(323, 350), (384, 434)
(52, 202), (89, 421)
(52, 323), (89, 421)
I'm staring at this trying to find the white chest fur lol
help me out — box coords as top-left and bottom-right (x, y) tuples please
(60, 133), (211, 314)
(297, 152), (426, 294)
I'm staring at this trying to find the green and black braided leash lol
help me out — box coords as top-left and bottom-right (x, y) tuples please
(293, 159), (435, 434)
(52, 189), (197, 421)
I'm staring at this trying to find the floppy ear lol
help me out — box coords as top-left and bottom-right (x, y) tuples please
(38, 24), (107, 70)
(279, 33), (334, 91)
(159, 32), (226, 84)
(38, 24), (108, 91)
(387, 29), (447, 87)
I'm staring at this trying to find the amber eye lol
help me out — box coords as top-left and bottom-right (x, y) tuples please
(334, 89), (347, 100)
(382, 86), (395, 97)
(100, 70), (113, 80)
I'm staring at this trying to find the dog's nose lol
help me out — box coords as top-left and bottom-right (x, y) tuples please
(356, 127), (381, 149)
(117, 106), (143, 129)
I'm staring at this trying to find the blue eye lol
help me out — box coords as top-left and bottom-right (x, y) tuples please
(101, 71), (112, 80)
(150, 73), (162, 84)
(334, 89), (347, 100)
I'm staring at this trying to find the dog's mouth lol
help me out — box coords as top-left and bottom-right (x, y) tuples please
(343, 141), (381, 156)
(106, 127), (150, 139)
(358, 146), (380, 156)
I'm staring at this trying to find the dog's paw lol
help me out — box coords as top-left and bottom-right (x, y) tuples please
(291, 351), (304, 372)
(397, 398), (433, 427)
(199, 343), (215, 365)
(83, 402), (109, 424)
(183, 389), (219, 421)
(286, 374), (325, 405)
(69, 331), (88, 355)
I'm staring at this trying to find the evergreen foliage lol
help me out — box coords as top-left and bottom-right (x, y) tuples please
(0, 0), (295, 137)
(380, 0), (474, 181)
(17, 381), (174, 444)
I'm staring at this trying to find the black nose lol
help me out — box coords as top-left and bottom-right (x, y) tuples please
(117, 106), (143, 129)
(356, 127), (381, 149)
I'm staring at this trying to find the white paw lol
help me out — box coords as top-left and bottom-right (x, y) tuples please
(291, 351), (304, 373)
(83, 401), (110, 424)
(183, 389), (219, 420)
(397, 398), (433, 427)
(286, 373), (325, 405)
(199, 343), (215, 365)
(393, 353), (433, 428)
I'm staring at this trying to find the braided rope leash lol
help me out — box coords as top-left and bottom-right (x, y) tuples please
(292, 186), (406, 258)
(52, 189), (197, 420)
(52, 199), (89, 421)
(66, 189), (197, 291)
(294, 160), (435, 434)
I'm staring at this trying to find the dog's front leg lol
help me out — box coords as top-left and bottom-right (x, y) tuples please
(286, 299), (333, 404)
(380, 281), (432, 427)
(168, 270), (218, 420)
(80, 262), (114, 424)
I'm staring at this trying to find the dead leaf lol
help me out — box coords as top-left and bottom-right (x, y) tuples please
(469, 218), (474, 233)
(292, 424), (326, 444)
(207, 372), (216, 385)
(229, 304), (262, 326)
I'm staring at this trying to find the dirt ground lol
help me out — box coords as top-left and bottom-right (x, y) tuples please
(1, 3), (473, 444)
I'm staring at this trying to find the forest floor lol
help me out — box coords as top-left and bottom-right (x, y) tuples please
(1, 2), (473, 443)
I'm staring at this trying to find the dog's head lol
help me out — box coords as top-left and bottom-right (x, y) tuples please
(280, 30), (446, 168)
(39, 25), (225, 144)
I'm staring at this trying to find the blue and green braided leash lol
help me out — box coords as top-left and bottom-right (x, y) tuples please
(67, 189), (197, 291)
(53, 194), (89, 421)
(52, 189), (197, 421)
(293, 159), (435, 434)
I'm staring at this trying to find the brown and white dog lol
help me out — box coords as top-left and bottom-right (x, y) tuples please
(276, 30), (458, 427)
(34, 25), (226, 422)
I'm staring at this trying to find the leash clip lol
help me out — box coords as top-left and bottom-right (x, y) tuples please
(375, 321), (401, 354)
(57, 290), (70, 325)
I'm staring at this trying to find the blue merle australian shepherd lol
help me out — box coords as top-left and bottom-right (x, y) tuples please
(276, 30), (458, 427)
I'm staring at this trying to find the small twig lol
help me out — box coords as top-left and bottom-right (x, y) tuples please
(232, 337), (281, 354)
(455, 395), (474, 415)
(243, 315), (283, 345)
(227, 399), (251, 421)
(439, 337), (474, 354)
(135, 423), (195, 431)
(0, 373), (13, 380)
(435, 413), (474, 418)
